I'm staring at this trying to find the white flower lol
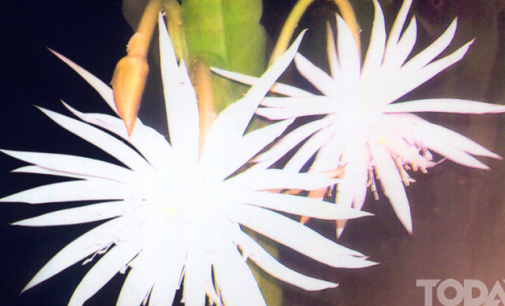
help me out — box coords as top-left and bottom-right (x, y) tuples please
(212, 0), (505, 235)
(1, 15), (375, 306)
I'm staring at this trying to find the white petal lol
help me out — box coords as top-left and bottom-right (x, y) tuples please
(37, 107), (154, 175)
(211, 67), (314, 97)
(294, 53), (339, 97)
(262, 96), (340, 114)
(383, 0), (413, 63)
(227, 169), (338, 192)
(326, 22), (341, 81)
(148, 234), (187, 306)
(285, 125), (336, 172)
(396, 114), (501, 160)
(21, 217), (127, 292)
(336, 14), (361, 90)
(361, 0), (386, 86)
(211, 119), (294, 181)
(237, 231), (338, 291)
(309, 130), (345, 171)
(0, 149), (135, 183)
(334, 146), (369, 237)
(414, 139), (491, 169)
(400, 18), (458, 73)
(384, 99), (505, 114)
(392, 40), (473, 102)
(214, 241), (267, 306)
(159, 15), (200, 160)
(380, 16), (417, 82)
(240, 192), (372, 220)
(117, 251), (155, 306)
(259, 96), (340, 121)
(12, 201), (127, 226)
(1, 180), (131, 204)
(63, 102), (175, 171)
(201, 32), (306, 170)
(182, 252), (208, 306)
(200, 33), (305, 179)
(63, 103), (130, 138)
(253, 116), (334, 167)
(369, 143), (413, 233)
(12, 165), (89, 179)
(68, 243), (141, 306)
(48, 49), (118, 115)
(233, 204), (377, 266)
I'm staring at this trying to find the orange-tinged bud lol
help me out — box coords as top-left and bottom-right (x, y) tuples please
(111, 54), (149, 136)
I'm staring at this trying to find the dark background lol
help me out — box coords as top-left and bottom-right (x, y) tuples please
(1, 0), (505, 305)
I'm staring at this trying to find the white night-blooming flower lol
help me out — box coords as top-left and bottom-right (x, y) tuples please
(1, 16), (375, 306)
(212, 0), (505, 235)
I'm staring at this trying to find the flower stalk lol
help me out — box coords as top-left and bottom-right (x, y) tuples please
(269, 0), (360, 65)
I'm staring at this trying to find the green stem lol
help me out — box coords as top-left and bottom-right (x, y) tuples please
(269, 0), (316, 66)
(269, 0), (361, 66)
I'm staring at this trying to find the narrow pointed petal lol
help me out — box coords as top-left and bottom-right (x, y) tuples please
(63, 102), (175, 171)
(397, 114), (501, 159)
(334, 147), (369, 237)
(211, 67), (314, 97)
(13, 201), (127, 226)
(202, 32), (306, 161)
(64, 103), (131, 139)
(336, 15), (361, 89)
(326, 22), (341, 81)
(37, 107), (153, 175)
(228, 169), (338, 192)
(257, 97), (339, 119)
(262, 96), (336, 110)
(240, 192), (372, 220)
(237, 231), (338, 291)
(1, 180), (131, 204)
(0, 149), (135, 183)
(400, 18), (458, 73)
(12, 165), (89, 179)
(48, 48), (118, 115)
(234, 205), (376, 265)
(214, 242), (267, 306)
(182, 252), (208, 306)
(148, 248), (186, 306)
(295, 53), (340, 97)
(253, 116), (334, 168)
(68, 244), (141, 306)
(392, 40), (473, 102)
(361, 0), (386, 85)
(217, 119), (294, 179)
(285, 126), (336, 173)
(384, 99), (505, 114)
(381, 17), (417, 78)
(310, 130), (345, 172)
(117, 251), (155, 306)
(201, 34), (306, 178)
(383, 0), (413, 62)
(159, 15), (199, 160)
(21, 217), (127, 292)
(370, 143), (413, 233)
